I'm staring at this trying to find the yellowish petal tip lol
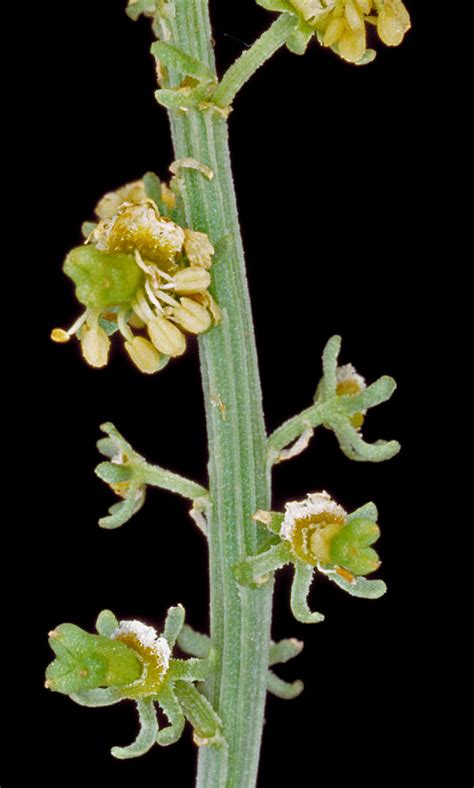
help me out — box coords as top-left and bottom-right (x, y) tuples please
(51, 328), (71, 343)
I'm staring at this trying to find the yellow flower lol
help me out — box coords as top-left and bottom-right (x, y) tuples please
(52, 182), (221, 373)
(280, 491), (347, 566)
(287, 0), (410, 64)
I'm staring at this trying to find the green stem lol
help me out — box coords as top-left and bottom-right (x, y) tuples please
(212, 15), (297, 108)
(268, 402), (328, 456)
(161, 3), (284, 785)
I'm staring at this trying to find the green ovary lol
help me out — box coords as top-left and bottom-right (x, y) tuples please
(63, 246), (144, 310)
(46, 623), (143, 694)
(329, 518), (381, 575)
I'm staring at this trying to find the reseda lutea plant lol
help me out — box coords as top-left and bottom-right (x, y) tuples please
(47, 0), (408, 785)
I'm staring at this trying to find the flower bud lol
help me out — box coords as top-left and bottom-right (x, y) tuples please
(172, 297), (211, 334)
(280, 492), (347, 566)
(125, 336), (161, 373)
(173, 268), (211, 294)
(80, 324), (111, 368)
(148, 316), (186, 356)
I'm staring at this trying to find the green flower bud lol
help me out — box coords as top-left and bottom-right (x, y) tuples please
(63, 246), (144, 310)
(45, 623), (142, 695)
(329, 517), (381, 576)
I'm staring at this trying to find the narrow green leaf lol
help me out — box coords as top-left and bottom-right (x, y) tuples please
(70, 687), (122, 707)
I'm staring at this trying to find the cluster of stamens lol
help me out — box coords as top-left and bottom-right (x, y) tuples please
(289, 0), (411, 63)
(52, 183), (221, 374)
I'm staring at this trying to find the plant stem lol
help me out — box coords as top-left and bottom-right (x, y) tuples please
(160, 3), (293, 785)
(212, 15), (297, 108)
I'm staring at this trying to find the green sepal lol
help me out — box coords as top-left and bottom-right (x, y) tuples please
(95, 461), (134, 484)
(151, 41), (216, 83)
(143, 171), (162, 207)
(95, 609), (119, 637)
(337, 376), (397, 416)
(98, 481), (146, 530)
(163, 604), (185, 648)
(63, 246), (144, 310)
(330, 415), (401, 462)
(174, 681), (224, 742)
(325, 571), (387, 599)
(290, 561), (324, 624)
(111, 699), (159, 760)
(269, 637), (304, 666)
(71, 686), (122, 707)
(286, 21), (313, 55)
(259, 511), (285, 534)
(267, 670), (304, 699)
(46, 623), (142, 695)
(347, 502), (378, 522)
(177, 625), (211, 658)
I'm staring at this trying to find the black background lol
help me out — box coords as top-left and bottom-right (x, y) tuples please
(11, 1), (455, 786)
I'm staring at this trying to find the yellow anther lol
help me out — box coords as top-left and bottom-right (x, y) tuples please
(173, 267), (212, 294)
(338, 26), (366, 61)
(148, 316), (187, 356)
(345, 0), (363, 30)
(323, 16), (346, 46)
(172, 297), (212, 334)
(355, 0), (372, 13)
(80, 325), (111, 368)
(125, 336), (161, 374)
(50, 328), (71, 343)
(377, 0), (410, 45)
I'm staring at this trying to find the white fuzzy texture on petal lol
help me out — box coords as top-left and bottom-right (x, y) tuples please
(336, 363), (366, 390)
(280, 491), (347, 541)
(113, 620), (171, 667)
